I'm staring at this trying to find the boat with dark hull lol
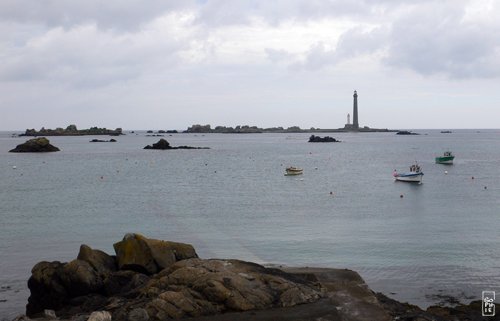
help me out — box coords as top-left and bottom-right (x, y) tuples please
(435, 151), (454, 164)
(285, 167), (303, 176)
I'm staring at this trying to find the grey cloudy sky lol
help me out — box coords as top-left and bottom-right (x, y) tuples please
(1, 0), (499, 130)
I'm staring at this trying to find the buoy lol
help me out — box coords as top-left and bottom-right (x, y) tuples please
(444, 170), (448, 175)
(400, 194), (404, 198)
(330, 191), (334, 196)
(12, 166), (16, 169)
(315, 167), (318, 170)
(472, 176), (475, 179)
(484, 186), (487, 190)
(100, 176), (104, 179)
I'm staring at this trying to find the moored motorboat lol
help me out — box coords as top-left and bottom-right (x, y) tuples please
(435, 151), (454, 164)
(285, 166), (303, 176)
(393, 163), (424, 183)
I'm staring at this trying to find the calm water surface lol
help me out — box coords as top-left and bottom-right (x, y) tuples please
(1, 130), (499, 317)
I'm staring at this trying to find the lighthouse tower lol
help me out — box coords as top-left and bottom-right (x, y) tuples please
(352, 90), (359, 130)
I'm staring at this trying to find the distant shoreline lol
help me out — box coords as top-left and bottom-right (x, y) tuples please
(182, 124), (397, 134)
(18, 125), (122, 137)
(8, 126), (500, 136)
(11, 124), (398, 136)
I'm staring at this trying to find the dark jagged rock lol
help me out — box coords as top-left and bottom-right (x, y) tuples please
(136, 259), (322, 320)
(89, 139), (117, 143)
(396, 130), (420, 135)
(26, 261), (68, 316)
(375, 292), (494, 321)
(9, 137), (60, 153)
(308, 135), (340, 143)
(77, 245), (117, 275)
(144, 139), (209, 150)
(103, 270), (150, 297)
(426, 300), (489, 321)
(113, 233), (198, 274)
(143, 138), (171, 150)
(59, 260), (103, 297)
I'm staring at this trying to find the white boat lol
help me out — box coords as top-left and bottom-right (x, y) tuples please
(285, 166), (303, 176)
(393, 163), (424, 183)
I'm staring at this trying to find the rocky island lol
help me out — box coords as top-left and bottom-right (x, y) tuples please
(9, 137), (60, 153)
(21, 125), (123, 136)
(144, 139), (209, 150)
(184, 124), (396, 134)
(185, 124), (264, 134)
(17, 234), (488, 321)
(308, 135), (340, 143)
(90, 139), (117, 143)
(396, 130), (420, 135)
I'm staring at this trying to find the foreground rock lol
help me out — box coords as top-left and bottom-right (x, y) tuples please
(144, 139), (209, 150)
(308, 135), (340, 143)
(24, 235), (492, 321)
(26, 234), (321, 320)
(9, 137), (60, 152)
(113, 233), (197, 274)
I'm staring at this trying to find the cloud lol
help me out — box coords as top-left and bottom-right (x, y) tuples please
(0, 0), (195, 30)
(265, 48), (296, 64)
(194, 0), (406, 27)
(0, 13), (199, 87)
(384, 1), (500, 78)
(3, 0), (499, 93)
(335, 26), (388, 60)
(289, 26), (387, 70)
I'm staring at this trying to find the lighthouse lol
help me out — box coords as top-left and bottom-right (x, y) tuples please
(352, 90), (359, 130)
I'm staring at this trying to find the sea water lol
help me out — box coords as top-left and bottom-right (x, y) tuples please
(1, 130), (499, 318)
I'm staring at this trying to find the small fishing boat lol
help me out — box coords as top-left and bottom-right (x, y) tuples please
(393, 163), (424, 183)
(285, 166), (303, 176)
(435, 151), (454, 164)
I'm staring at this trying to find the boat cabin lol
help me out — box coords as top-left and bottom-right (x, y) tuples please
(410, 164), (421, 173)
